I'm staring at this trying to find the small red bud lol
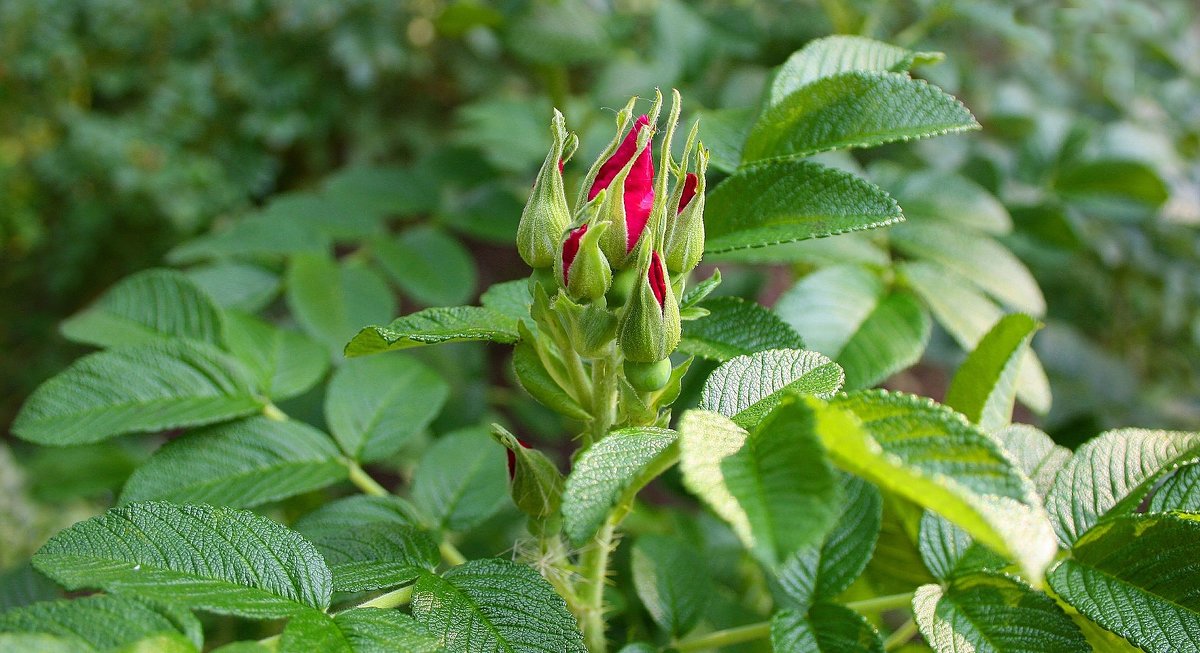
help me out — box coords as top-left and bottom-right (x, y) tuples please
(648, 251), (667, 311)
(561, 224), (587, 286)
(678, 173), (698, 214)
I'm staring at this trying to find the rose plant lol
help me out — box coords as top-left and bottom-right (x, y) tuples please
(3, 36), (1199, 653)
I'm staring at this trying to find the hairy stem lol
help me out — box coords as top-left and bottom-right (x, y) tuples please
(439, 539), (467, 567)
(844, 591), (914, 613)
(579, 520), (617, 653)
(346, 461), (389, 497)
(883, 618), (919, 650)
(588, 347), (618, 446)
(673, 621), (772, 651)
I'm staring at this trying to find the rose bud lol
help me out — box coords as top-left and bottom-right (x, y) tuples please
(517, 109), (576, 269)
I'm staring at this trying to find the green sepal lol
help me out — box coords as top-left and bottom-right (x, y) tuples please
(617, 243), (682, 363)
(555, 196), (612, 302)
(518, 109), (574, 269)
(513, 321), (592, 421)
(490, 424), (564, 520)
(552, 293), (618, 359)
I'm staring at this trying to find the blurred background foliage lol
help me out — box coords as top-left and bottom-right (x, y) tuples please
(2, 0), (1197, 602)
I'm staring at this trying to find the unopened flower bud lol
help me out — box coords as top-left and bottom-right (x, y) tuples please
(665, 147), (708, 274)
(555, 202), (612, 302)
(490, 425), (563, 520)
(618, 246), (681, 363)
(517, 109), (575, 269)
(591, 114), (656, 268)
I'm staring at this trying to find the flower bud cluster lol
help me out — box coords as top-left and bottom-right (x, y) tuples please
(517, 89), (708, 380)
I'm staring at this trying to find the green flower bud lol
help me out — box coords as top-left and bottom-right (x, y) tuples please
(625, 358), (673, 392)
(617, 244), (681, 363)
(665, 146), (708, 274)
(490, 425), (563, 520)
(554, 196), (612, 302)
(606, 267), (639, 307)
(517, 109), (575, 269)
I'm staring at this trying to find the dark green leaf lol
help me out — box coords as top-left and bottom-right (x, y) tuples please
(411, 559), (586, 653)
(345, 307), (519, 357)
(836, 291), (930, 390)
(373, 226), (477, 307)
(744, 71), (977, 162)
(33, 502), (331, 618)
(0, 595), (194, 652)
(1048, 512), (1200, 653)
(223, 313), (329, 401)
(917, 511), (1006, 581)
(60, 269), (225, 350)
(562, 428), (678, 546)
(1148, 464), (1200, 513)
(281, 608), (441, 653)
(915, 572), (1088, 652)
(680, 400), (841, 567)
(1045, 428), (1200, 546)
(945, 314), (1041, 431)
(167, 213), (329, 264)
(770, 35), (943, 105)
(411, 428), (509, 532)
(778, 475), (882, 610)
(679, 297), (805, 362)
(12, 341), (264, 446)
(699, 348), (844, 428)
(287, 255), (396, 352)
(512, 337), (591, 422)
(771, 603), (884, 653)
(479, 280), (533, 327)
(631, 535), (711, 636)
(694, 107), (755, 173)
(326, 354), (449, 462)
(119, 416), (346, 508)
(704, 160), (901, 253)
(185, 262), (280, 313)
(0, 565), (60, 611)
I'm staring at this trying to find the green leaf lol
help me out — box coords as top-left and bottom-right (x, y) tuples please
(223, 313), (329, 402)
(880, 168), (1011, 235)
(899, 261), (1051, 414)
(704, 160), (901, 253)
(1045, 428), (1200, 546)
(914, 572), (1089, 653)
(744, 71), (978, 162)
(185, 262), (280, 313)
(680, 400), (841, 567)
(679, 269), (722, 311)
(945, 313), (1042, 431)
(1049, 513), (1200, 653)
(287, 255), (397, 352)
(994, 424), (1070, 500)
(118, 416), (346, 508)
(504, 0), (607, 66)
(820, 391), (1057, 583)
(33, 502), (331, 618)
(776, 264), (884, 357)
(167, 213), (330, 264)
(12, 341), (264, 446)
(0, 595), (195, 652)
(693, 107), (755, 173)
(326, 354), (449, 462)
(699, 348), (844, 428)
(512, 336), (591, 421)
(771, 603), (884, 653)
(373, 226), (477, 307)
(631, 535), (711, 637)
(411, 558), (586, 653)
(60, 269), (225, 350)
(770, 35), (943, 105)
(0, 565), (60, 611)
(1054, 159), (1169, 208)
(345, 307), (519, 357)
(561, 427), (678, 546)
(836, 290), (930, 390)
(479, 280), (533, 328)
(411, 427), (509, 532)
(0, 633), (82, 653)
(917, 511), (1006, 581)
(1147, 464), (1200, 513)
(777, 475), (882, 610)
(679, 297), (805, 362)
(293, 495), (437, 590)
(891, 223), (1045, 316)
(322, 165), (438, 219)
(280, 608), (441, 653)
